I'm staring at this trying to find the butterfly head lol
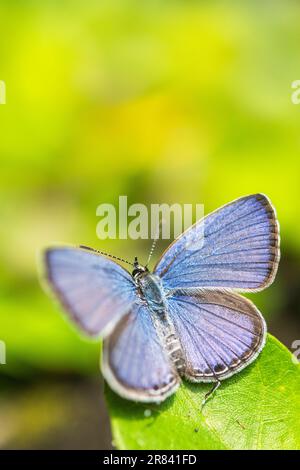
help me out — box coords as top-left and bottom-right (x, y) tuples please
(132, 256), (149, 280)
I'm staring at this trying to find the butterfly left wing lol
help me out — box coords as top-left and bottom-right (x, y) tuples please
(167, 290), (266, 382)
(42, 246), (137, 337)
(103, 301), (180, 402)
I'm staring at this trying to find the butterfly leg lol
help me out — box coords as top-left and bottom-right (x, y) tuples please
(201, 380), (221, 410)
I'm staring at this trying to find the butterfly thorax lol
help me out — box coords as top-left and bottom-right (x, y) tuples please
(135, 271), (167, 315)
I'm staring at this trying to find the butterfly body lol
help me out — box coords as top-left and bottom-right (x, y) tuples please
(135, 269), (167, 316)
(132, 264), (186, 375)
(41, 194), (280, 404)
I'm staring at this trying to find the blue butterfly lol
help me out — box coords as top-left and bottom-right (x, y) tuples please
(42, 194), (280, 405)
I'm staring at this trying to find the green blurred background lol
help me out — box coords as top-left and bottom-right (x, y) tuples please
(0, 0), (299, 449)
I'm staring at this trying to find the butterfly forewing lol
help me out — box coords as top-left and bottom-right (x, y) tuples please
(167, 290), (266, 381)
(44, 247), (136, 337)
(154, 194), (280, 292)
(102, 302), (180, 402)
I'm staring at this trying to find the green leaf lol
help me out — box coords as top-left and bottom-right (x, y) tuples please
(105, 335), (300, 450)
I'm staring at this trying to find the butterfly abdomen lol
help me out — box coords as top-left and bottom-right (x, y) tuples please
(154, 318), (186, 373)
(164, 331), (186, 372)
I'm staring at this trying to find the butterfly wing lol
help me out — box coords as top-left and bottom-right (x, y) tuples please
(43, 246), (136, 337)
(102, 302), (180, 402)
(167, 290), (266, 382)
(154, 194), (280, 292)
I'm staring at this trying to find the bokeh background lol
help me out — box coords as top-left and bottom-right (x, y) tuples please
(0, 0), (300, 449)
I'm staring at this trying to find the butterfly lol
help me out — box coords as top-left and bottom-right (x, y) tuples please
(41, 194), (280, 405)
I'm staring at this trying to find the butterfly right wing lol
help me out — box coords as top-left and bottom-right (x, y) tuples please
(167, 290), (266, 382)
(154, 194), (280, 293)
(42, 246), (137, 337)
(102, 302), (180, 402)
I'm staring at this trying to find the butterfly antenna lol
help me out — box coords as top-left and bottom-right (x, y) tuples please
(146, 218), (164, 267)
(146, 238), (158, 268)
(79, 245), (134, 266)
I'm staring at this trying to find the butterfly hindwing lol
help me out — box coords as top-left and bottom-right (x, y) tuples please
(167, 290), (266, 382)
(43, 246), (136, 337)
(102, 302), (180, 402)
(154, 194), (280, 292)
